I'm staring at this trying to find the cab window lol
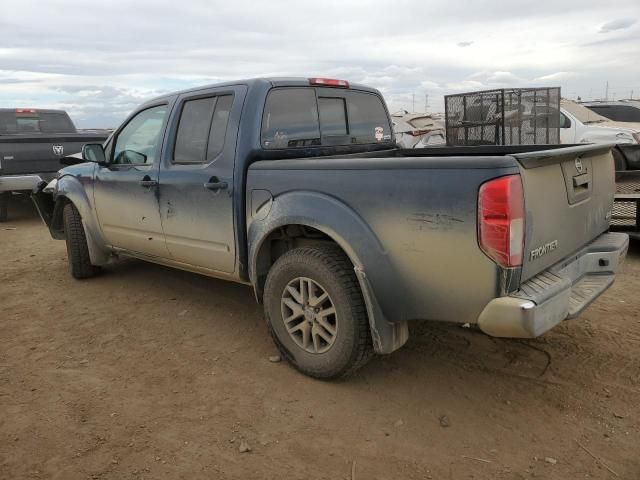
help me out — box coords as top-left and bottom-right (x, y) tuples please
(173, 94), (234, 164)
(261, 87), (392, 149)
(113, 106), (167, 165)
(261, 89), (320, 148)
(560, 112), (572, 129)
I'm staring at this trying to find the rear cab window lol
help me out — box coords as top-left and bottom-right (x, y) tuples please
(0, 110), (76, 134)
(261, 87), (392, 149)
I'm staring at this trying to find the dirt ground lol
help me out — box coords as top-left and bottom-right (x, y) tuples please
(1, 196), (638, 480)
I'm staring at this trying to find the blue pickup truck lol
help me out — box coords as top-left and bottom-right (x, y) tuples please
(33, 77), (628, 379)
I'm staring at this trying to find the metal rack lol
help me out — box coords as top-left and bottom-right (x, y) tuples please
(444, 87), (561, 146)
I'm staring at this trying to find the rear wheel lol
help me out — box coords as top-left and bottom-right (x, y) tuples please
(263, 245), (373, 379)
(63, 203), (100, 279)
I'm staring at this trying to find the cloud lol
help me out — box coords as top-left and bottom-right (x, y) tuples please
(598, 18), (637, 33)
(0, 0), (638, 123)
(534, 71), (576, 82)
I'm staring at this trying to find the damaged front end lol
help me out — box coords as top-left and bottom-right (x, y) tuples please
(31, 179), (65, 240)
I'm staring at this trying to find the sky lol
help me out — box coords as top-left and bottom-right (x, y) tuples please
(1, 0), (639, 128)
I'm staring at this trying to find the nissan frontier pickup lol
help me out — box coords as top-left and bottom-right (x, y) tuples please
(32, 77), (628, 379)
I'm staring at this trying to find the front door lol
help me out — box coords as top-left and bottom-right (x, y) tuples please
(158, 86), (245, 273)
(93, 104), (171, 257)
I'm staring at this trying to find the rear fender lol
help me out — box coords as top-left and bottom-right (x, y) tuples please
(248, 191), (408, 354)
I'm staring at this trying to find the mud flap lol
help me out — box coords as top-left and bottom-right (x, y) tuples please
(31, 181), (54, 225)
(355, 267), (409, 354)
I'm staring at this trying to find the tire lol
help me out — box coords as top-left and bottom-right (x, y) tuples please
(613, 148), (627, 172)
(0, 193), (9, 222)
(263, 245), (373, 379)
(62, 203), (100, 279)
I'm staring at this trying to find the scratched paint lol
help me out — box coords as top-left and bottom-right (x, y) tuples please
(408, 213), (464, 231)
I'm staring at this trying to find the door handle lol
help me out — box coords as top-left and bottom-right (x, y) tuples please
(204, 179), (228, 191)
(139, 176), (158, 188)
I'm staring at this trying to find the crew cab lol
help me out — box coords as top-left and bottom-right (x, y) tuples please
(0, 108), (109, 221)
(33, 78), (628, 379)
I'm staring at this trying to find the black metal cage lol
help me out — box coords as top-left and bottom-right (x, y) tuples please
(444, 87), (561, 146)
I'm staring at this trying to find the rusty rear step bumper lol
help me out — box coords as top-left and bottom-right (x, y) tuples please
(477, 232), (628, 338)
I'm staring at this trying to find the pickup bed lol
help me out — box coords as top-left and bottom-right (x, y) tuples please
(32, 78), (628, 379)
(0, 108), (108, 221)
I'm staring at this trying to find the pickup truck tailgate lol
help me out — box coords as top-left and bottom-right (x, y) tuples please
(514, 144), (616, 281)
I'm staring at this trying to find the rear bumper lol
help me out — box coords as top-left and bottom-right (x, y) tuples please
(0, 173), (56, 192)
(477, 232), (629, 338)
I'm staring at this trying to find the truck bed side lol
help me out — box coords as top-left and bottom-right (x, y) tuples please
(246, 156), (519, 327)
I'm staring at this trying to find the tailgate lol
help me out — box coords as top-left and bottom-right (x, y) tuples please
(513, 144), (615, 281)
(0, 134), (107, 175)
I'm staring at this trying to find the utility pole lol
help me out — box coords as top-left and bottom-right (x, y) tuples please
(605, 81), (609, 101)
(631, 90), (634, 100)
(424, 94), (429, 113)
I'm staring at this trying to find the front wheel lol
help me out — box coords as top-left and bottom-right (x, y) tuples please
(263, 245), (373, 379)
(63, 203), (100, 279)
(0, 192), (9, 222)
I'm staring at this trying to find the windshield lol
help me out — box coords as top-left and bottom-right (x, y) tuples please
(586, 105), (640, 123)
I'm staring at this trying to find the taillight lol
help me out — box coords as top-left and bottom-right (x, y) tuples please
(16, 108), (36, 113)
(478, 175), (525, 268)
(308, 77), (349, 88)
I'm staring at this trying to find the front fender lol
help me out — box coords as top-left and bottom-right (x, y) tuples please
(248, 190), (408, 354)
(54, 173), (112, 266)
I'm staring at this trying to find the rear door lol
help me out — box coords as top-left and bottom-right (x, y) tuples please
(157, 85), (246, 273)
(514, 144), (615, 281)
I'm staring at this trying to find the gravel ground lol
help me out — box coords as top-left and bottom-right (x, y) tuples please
(1, 197), (639, 479)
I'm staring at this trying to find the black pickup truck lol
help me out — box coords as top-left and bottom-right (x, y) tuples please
(33, 78), (628, 379)
(0, 108), (109, 221)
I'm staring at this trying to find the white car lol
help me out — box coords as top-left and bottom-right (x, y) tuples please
(391, 112), (446, 148)
(560, 99), (640, 170)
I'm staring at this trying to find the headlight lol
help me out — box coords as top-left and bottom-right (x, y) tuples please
(633, 132), (640, 144)
(43, 178), (58, 193)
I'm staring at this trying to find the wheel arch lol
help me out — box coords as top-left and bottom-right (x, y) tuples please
(248, 191), (409, 354)
(54, 175), (112, 265)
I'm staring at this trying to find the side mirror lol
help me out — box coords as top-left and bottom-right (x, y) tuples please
(82, 143), (107, 164)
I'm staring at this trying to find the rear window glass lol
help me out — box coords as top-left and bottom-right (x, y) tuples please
(173, 94), (234, 164)
(39, 112), (75, 133)
(261, 87), (392, 149)
(0, 111), (75, 134)
(346, 91), (392, 144)
(318, 97), (347, 136)
(207, 95), (233, 160)
(262, 89), (320, 148)
(174, 97), (216, 164)
(587, 105), (640, 123)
